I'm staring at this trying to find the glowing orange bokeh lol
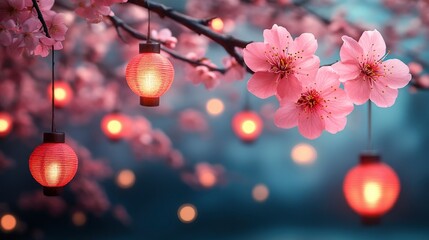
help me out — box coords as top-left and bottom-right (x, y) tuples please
(210, 18), (224, 32)
(0, 112), (13, 137)
(116, 169), (136, 189)
(48, 82), (73, 108)
(72, 211), (86, 227)
(101, 113), (130, 141)
(343, 161), (400, 219)
(252, 184), (269, 202)
(291, 143), (317, 165)
(198, 170), (217, 188)
(178, 204), (197, 223)
(232, 111), (263, 142)
(206, 98), (224, 116)
(1, 214), (17, 232)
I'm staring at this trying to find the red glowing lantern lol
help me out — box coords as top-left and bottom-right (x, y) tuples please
(0, 112), (13, 137)
(232, 110), (263, 143)
(343, 153), (400, 224)
(101, 112), (130, 141)
(48, 81), (73, 108)
(29, 132), (78, 196)
(125, 43), (174, 107)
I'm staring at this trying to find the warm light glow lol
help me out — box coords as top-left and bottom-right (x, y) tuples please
(198, 170), (216, 188)
(46, 162), (61, 185)
(252, 184), (269, 202)
(364, 182), (382, 207)
(1, 214), (17, 232)
(137, 69), (162, 95)
(210, 18), (224, 32)
(72, 211), (86, 227)
(107, 120), (123, 134)
(48, 82), (73, 108)
(117, 169), (135, 189)
(206, 98), (224, 116)
(178, 204), (197, 223)
(0, 112), (12, 137)
(291, 143), (317, 165)
(241, 120), (256, 134)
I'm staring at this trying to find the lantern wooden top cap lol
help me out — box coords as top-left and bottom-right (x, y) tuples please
(359, 151), (380, 164)
(43, 132), (65, 143)
(139, 42), (161, 53)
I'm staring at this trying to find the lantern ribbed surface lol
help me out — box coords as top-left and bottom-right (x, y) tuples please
(232, 111), (263, 143)
(343, 161), (400, 219)
(29, 143), (78, 188)
(125, 53), (174, 103)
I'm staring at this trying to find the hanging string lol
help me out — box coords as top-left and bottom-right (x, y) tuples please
(367, 101), (372, 151)
(32, 0), (56, 132)
(242, 61), (250, 111)
(146, 0), (151, 43)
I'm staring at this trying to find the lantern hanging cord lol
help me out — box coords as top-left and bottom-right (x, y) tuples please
(146, 0), (151, 43)
(367, 101), (372, 151)
(32, 0), (56, 132)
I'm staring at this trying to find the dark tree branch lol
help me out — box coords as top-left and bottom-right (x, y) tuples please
(31, 0), (51, 38)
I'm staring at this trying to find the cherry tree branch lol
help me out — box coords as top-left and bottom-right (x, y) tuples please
(108, 15), (228, 74)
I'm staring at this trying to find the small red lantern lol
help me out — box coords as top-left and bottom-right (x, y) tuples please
(343, 153), (400, 224)
(232, 110), (263, 143)
(125, 43), (174, 107)
(101, 112), (130, 141)
(48, 81), (73, 108)
(29, 132), (78, 196)
(0, 112), (13, 137)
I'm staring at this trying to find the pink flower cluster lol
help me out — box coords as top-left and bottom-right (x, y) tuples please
(0, 0), (68, 57)
(72, 0), (127, 23)
(244, 25), (411, 139)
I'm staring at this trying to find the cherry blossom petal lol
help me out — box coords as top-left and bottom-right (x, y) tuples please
(263, 24), (292, 49)
(332, 62), (361, 82)
(247, 72), (278, 99)
(322, 91), (354, 117)
(343, 78), (371, 105)
(324, 116), (347, 134)
(274, 103), (299, 129)
(370, 80), (398, 108)
(314, 66), (340, 92)
(294, 55), (320, 85)
(298, 111), (324, 139)
(358, 29), (386, 61)
(277, 75), (302, 102)
(290, 33), (318, 56)
(380, 59), (412, 89)
(340, 36), (363, 63)
(243, 42), (270, 72)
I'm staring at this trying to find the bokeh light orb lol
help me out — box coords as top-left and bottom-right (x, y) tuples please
(178, 204), (197, 223)
(101, 113), (130, 141)
(252, 184), (269, 202)
(0, 214), (17, 232)
(232, 110), (263, 143)
(343, 154), (400, 223)
(206, 98), (224, 116)
(0, 112), (13, 137)
(116, 169), (136, 189)
(210, 18), (224, 32)
(72, 211), (87, 227)
(198, 170), (216, 188)
(291, 143), (317, 165)
(48, 82), (73, 108)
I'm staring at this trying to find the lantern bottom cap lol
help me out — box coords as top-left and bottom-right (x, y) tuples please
(43, 186), (63, 196)
(140, 97), (160, 107)
(361, 216), (381, 226)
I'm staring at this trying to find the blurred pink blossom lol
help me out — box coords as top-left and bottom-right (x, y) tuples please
(275, 67), (354, 139)
(71, 178), (111, 215)
(185, 53), (220, 90)
(113, 205), (132, 225)
(221, 57), (246, 83)
(408, 62), (423, 76)
(178, 108), (208, 133)
(166, 150), (185, 169)
(332, 30), (411, 107)
(151, 28), (177, 48)
(19, 190), (67, 216)
(0, 151), (14, 171)
(177, 33), (208, 57)
(182, 162), (225, 188)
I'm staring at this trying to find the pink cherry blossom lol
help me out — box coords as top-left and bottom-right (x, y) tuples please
(332, 29), (411, 107)
(0, 0), (32, 22)
(45, 13), (68, 41)
(151, 28), (177, 48)
(185, 53), (220, 90)
(221, 57), (246, 82)
(274, 67), (354, 139)
(243, 24), (320, 101)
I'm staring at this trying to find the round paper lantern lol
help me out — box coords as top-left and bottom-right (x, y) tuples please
(0, 112), (13, 137)
(101, 112), (130, 141)
(232, 110), (263, 143)
(125, 43), (174, 107)
(343, 153), (400, 225)
(29, 132), (78, 196)
(48, 81), (73, 108)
